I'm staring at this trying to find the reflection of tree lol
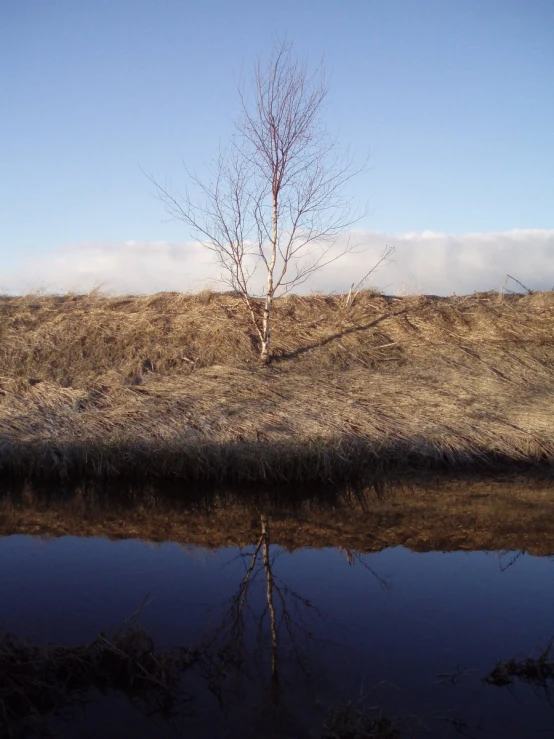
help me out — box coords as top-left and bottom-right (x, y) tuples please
(262, 514), (281, 701)
(198, 513), (322, 717)
(340, 547), (391, 590)
(496, 550), (524, 572)
(197, 514), (391, 737)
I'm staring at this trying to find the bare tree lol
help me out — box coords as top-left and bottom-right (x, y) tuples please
(148, 41), (385, 363)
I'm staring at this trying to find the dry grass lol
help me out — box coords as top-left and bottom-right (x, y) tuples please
(322, 708), (401, 739)
(484, 640), (554, 688)
(0, 618), (195, 736)
(322, 692), (403, 739)
(2, 289), (554, 480)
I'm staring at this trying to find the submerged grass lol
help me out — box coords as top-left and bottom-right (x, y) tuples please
(0, 617), (405, 739)
(322, 689), (404, 739)
(484, 640), (554, 689)
(0, 618), (196, 736)
(322, 705), (402, 739)
(2, 289), (554, 480)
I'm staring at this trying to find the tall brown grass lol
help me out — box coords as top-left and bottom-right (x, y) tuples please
(1, 289), (554, 480)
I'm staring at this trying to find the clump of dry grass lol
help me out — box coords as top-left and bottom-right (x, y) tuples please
(484, 640), (554, 688)
(322, 699), (402, 738)
(2, 289), (554, 480)
(0, 618), (195, 735)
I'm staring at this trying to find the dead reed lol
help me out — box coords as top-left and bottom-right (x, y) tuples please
(2, 289), (554, 480)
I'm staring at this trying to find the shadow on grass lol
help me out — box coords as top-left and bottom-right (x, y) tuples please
(272, 309), (407, 363)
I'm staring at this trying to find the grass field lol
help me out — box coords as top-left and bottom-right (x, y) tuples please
(1, 289), (554, 481)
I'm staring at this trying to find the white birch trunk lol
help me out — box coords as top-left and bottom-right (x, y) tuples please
(260, 192), (278, 363)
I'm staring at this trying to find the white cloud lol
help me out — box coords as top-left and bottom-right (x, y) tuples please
(4, 229), (554, 296)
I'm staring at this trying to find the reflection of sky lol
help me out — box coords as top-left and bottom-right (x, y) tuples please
(286, 546), (554, 729)
(1, 536), (554, 737)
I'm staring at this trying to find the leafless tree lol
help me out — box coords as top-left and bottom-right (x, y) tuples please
(147, 41), (388, 362)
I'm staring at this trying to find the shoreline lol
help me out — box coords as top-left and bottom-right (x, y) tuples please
(1, 436), (553, 482)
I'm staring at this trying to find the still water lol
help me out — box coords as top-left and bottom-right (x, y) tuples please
(1, 480), (553, 738)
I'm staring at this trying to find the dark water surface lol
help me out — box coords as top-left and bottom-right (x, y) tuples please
(1, 480), (554, 738)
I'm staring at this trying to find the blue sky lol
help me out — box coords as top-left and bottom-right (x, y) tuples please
(2, 0), (553, 294)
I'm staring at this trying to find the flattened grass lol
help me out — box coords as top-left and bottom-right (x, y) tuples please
(2, 289), (554, 480)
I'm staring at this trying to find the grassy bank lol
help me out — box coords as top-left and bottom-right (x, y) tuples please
(2, 289), (554, 481)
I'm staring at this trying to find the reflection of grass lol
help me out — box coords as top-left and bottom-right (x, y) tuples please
(3, 290), (554, 481)
(3, 477), (554, 556)
(485, 640), (554, 688)
(0, 618), (196, 735)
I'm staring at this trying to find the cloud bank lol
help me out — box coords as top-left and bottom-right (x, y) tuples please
(5, 229), (554, 297)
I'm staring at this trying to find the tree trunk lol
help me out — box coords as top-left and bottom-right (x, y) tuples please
(260, 293), (272, 363)
(260, 190), (278, 364)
